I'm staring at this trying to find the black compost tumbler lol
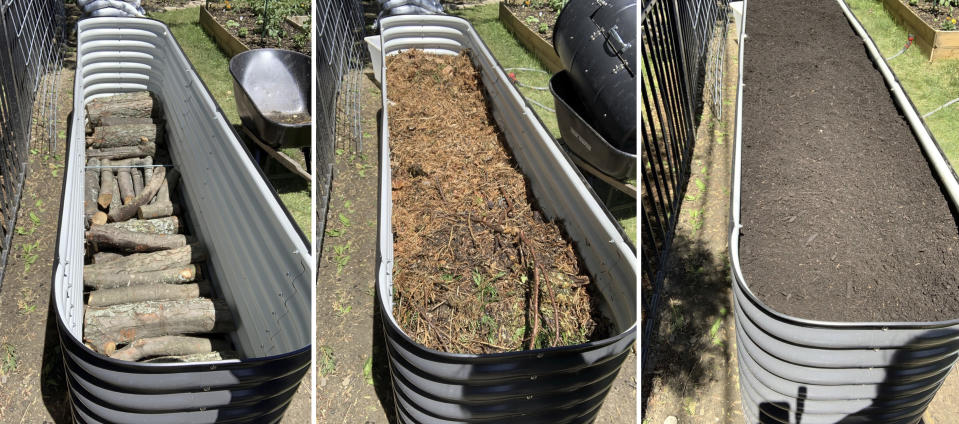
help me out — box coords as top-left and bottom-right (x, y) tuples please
(553, 0), (636, 155)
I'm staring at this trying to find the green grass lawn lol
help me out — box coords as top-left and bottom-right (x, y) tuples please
(847, 0), (959, 166)
(453, 4), (560, 138)
(149, 7), (312, 238)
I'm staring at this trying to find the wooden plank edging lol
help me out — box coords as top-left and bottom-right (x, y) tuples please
(879, 0), (959, 61)
(198, 6), (250, 58)
(497, 2), (564, 73)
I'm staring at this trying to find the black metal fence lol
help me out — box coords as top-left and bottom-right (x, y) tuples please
(0, 0), (65, 285)
(640, 0), (727, 373)
(315, 0), (366, 254)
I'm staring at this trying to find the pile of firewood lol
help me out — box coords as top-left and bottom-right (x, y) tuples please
(80, 92), (237, 363)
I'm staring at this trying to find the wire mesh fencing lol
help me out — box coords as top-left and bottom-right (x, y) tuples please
(315, 0), (366, 254)
(640, 0), (728, 375)
(0, 0), (65, 286)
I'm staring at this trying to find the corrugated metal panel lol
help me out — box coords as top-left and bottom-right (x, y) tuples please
(730, 1), (959, 422)
(375, 15), (637, 423)
(53, 18), (310, 422)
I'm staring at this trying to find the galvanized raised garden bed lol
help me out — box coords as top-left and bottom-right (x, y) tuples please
(730, 1), (959, 422)
(55, 18), (311, 423)
(375, 15), (637, 423)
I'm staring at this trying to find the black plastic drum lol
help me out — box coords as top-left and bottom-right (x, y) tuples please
(553, 0), (636, 154)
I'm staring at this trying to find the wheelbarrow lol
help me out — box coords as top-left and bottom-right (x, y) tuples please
(229, 48), (311, 180)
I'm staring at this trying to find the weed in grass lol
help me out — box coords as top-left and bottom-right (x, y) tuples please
(319, 346), (336, 376)
(362, 356), (374, 385)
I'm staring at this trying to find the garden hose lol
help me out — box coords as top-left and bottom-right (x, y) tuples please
(504, 68), (555, 112)
(885, 34), (913, 61)
(923, 96), (959, 118)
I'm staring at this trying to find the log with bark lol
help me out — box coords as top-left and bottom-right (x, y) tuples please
(116, 164), (135, 205)
(85, 158), (100, 226)
(142, 156), (154, 183)
(108, 166), (165, 222)
(86, 123), (160, 149)
(83, 298), (234, 352)
(108, 335), (225, 362)
(84, 244), (206, 275)
(98, 159), (117, 210)
(85, 92), (157, 133)
(86, 142), (156, 160)
(143, 351), (237, 363)
(92, 116), (157, 132)
(139, 168), (179, 219)
(92, 251), (124, 264)
(131, 165), (144, 197)
(102, 216), (180, 235)
(85, 225), (188, 253)
(84, 264), (200, 289)
(88, 281), (212, 307)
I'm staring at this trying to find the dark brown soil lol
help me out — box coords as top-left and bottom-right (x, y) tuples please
(504, 1), (561, 42)
(387, 50), (606, 354)
(208, 6), (310, 55)
(900, 0), (959, 31)
(738, 0), (959, 322)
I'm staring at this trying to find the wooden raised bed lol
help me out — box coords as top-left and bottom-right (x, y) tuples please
(881, 0), (959, 60)
(498, 2), (564, 73)
(199, 6), (249, 58)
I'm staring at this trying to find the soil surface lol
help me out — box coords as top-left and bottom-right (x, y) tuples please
(207, 6), (310, 54)
(504, 2), (561, 42)
(386, 51), (606, 354)
(738, 0), (959, 322)
(900, 0), (959, 31)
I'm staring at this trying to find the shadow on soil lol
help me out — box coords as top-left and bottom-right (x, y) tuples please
(641, 231), (731, 413)
(41, 292), (70, 423)
(372, 295), (398, 424)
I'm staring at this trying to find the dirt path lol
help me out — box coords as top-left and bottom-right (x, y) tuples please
(316, 69), (393, 423)
(0, 68), (72, 424)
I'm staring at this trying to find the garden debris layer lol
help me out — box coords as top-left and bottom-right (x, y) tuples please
(739, 0), (959, 322)
(387, 50), (607, 354)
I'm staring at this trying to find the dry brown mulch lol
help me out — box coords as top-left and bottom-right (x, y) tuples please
(386, 50), (607, 354)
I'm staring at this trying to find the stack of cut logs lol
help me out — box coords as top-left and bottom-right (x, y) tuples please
(81, 91), (237, 363)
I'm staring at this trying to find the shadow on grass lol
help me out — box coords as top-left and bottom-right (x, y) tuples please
(641, 231), (731, 414)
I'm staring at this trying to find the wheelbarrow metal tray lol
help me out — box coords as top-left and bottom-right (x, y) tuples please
(55, 17), (311, 423)
(375, 15), (637, 423)
(229, 48), (311, 148)
(730, 1), (959, 422)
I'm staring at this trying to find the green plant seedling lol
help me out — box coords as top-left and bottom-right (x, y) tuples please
(319, 346), (336, 376)
(362, 356), (374, 385)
